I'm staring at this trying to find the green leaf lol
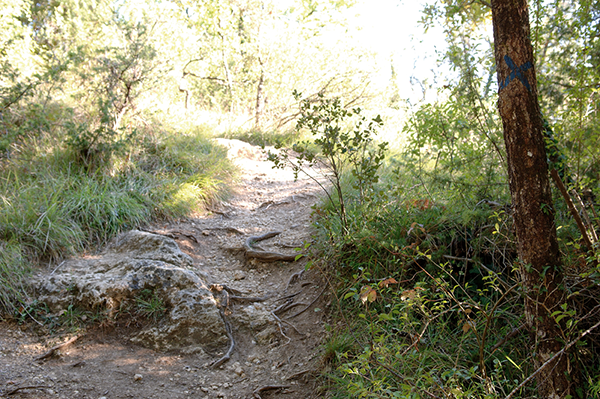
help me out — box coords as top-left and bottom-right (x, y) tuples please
(344, 292), (355, 300)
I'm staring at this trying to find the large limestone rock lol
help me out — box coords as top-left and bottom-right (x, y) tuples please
(33, 230), (228, 352)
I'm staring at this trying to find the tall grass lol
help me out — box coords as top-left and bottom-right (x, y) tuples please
(0, 241), (31, 317)
(0, 105), (236, 316)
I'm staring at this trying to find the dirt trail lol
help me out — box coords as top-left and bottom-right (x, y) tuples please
(0, 139), (329, 399)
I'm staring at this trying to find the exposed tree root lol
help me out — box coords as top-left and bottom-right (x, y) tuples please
(276, 242), (305, 248)
(210, 284), (270, 304)
(208, 283), (273, 367)
(196, 226), (245, 235)
(256, 199), (291, 211)
(34, 335), (80, 361)
(208, 272), (313, 366)
(275, 291), (303, 302)
(280, 317), (303, 336)
(285, 369), (311, 380)
(244, 231), (300, 262)
(229, 295), (270, 303)
(285, 270), (304, 291)
(270, 311), (292, 344)
(206, 207), (233, 219)
(286, 286), (326, 320)
(274, 301), (308, 315)
(174, 231), (198, 243)
(253, 385), (291, 399)
(211, 308), (235, 369)
(256, 193), (317, 211)
(210, 283), (244, 296)
(6, 385), (51, 396)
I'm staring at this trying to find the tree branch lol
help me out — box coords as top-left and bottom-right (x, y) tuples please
(505, 317), (600, 399)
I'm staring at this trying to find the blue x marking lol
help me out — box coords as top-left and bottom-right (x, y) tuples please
(499, 55), (533, 91)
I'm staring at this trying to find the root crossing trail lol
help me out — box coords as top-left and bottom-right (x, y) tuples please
(0, 139), (329, 399)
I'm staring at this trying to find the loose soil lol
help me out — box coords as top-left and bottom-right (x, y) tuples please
(0, 139), (332, 399)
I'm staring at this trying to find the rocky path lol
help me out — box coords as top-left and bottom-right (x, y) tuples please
(0, 139), (329, 399)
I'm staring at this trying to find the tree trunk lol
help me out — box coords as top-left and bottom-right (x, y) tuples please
(179, 75), (190, 110)
(490, 0), (578, 397)
(255, 66), (265, 129)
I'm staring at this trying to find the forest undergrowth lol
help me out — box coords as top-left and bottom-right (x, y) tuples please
(266, 93), (600, 398)
(1, 86), (599, 399)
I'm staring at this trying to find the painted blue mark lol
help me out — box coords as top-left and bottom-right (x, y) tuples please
(499, 55), (533, 91)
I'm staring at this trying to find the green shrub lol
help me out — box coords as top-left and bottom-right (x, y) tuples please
(268, 91), (387, 238)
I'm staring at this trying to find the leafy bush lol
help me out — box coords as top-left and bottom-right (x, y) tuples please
(297, 93), (539, 397)
(268, 91), (387, 238)
(317, 198), (534, 398)
(64, 102), (137, 171)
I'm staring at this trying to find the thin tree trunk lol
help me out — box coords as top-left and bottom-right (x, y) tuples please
(217, 29), (234, 112)
(490, 0), (578, 397)
(179, 75), (190, 110)
(255, 66), (265, 129)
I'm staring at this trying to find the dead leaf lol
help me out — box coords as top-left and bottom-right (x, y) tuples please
(462, 322), (471, 333)
(360, 286), (377, 304)
(379, 278), (398, 288)
(401, 289), (416, 301)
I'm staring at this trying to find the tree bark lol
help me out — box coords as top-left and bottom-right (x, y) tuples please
(255, 65), (265, 129)
(490, 0), (578, 397)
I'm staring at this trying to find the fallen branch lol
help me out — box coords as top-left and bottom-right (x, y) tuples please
(244, 232), (300, 262)
(505, 317), (600, 399)
(489, 323), (526, 354)
(550, 169), (594, 250)
(34, 335), (79, 361)
(253, 385), (291, 399)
